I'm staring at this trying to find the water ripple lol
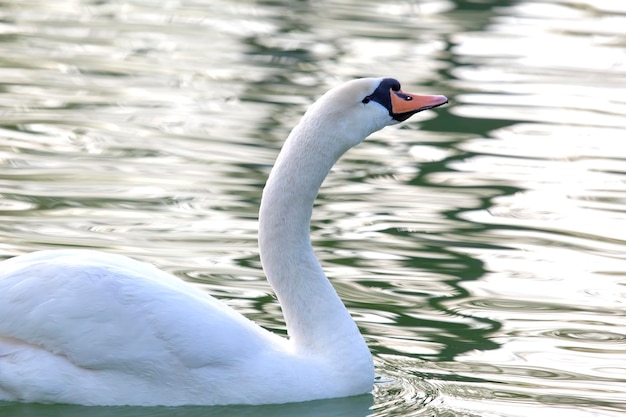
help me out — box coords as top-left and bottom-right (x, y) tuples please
(1, 0), (626, 416)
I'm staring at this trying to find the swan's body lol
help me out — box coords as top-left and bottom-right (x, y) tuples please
(0, 78), (447, 406)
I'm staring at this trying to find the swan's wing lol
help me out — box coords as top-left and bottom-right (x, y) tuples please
(0, 250), (277, 372)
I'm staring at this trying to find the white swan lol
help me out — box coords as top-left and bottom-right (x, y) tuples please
(0, 78), (447, 406)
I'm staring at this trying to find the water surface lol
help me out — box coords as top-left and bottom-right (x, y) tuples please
(1, 0), (625, 416)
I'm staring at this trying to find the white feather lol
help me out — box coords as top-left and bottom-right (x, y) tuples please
(0, 78), (442, 406)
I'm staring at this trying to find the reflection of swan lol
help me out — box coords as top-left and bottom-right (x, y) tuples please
(0, 78), (446, 406)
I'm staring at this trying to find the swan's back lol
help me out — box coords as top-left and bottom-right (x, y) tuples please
(0, 250), (288, 405)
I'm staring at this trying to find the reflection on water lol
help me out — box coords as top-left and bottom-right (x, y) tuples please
(0, 395), (373, 417)
(1, 0), (625, 416)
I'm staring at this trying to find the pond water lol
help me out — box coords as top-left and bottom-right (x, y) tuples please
(1, 0), (625, 416)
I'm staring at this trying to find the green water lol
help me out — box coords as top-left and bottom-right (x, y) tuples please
(1, 0), (625, 416)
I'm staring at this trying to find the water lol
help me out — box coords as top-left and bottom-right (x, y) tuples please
(1, 0), (625, 415)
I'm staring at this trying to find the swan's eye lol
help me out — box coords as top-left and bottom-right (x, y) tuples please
(362, 97), (371, 104)
(396, 92), (412, 101)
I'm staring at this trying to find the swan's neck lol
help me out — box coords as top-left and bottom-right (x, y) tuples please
(258, 120), (367, 359)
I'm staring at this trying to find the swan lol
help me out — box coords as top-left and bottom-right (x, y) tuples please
(0, 77), (447, 406)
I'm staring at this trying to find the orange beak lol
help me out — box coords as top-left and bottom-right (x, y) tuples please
(390, 89), (448, 121)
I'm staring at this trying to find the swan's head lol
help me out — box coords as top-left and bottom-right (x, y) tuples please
(299, 77), (447, 150)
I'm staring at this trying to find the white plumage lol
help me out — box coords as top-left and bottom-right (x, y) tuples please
(0, 78), (446, 406)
